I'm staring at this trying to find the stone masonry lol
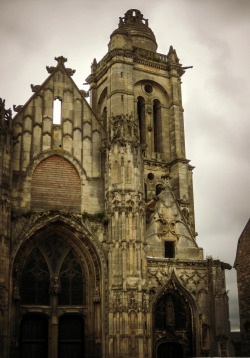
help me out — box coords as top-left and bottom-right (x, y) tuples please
(0, 9), (233, 358)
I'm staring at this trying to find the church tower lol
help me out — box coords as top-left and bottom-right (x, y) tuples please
(0, 9), (233, 358)
(86, 9), (232, 358)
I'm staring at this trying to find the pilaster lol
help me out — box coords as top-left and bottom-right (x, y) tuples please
(105, 114), (149, 357)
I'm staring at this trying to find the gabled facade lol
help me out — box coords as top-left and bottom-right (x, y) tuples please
(235, 219), (250, 356)
(0, 9), (233, 358)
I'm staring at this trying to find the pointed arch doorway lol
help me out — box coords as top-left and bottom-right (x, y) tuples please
(13, 219), (103, 358)
(153, 290), (193, 358)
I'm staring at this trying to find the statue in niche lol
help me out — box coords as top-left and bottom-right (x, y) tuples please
(165, 295), (175, 326)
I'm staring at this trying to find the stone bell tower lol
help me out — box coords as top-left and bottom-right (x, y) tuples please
(86, 9), (197, 357)
(86, 9), (232, 357)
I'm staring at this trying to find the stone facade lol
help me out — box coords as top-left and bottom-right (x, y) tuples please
(235, 219), (250, 356)
(0, 9), (233, 358)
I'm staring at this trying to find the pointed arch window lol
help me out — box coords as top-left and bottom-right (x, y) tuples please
(137, 96), (146, 144)
(53, 98), (62, 125)
(20, 248), (50, 305)
(58, 249), (85, 306)
(153, 99), (162, 152)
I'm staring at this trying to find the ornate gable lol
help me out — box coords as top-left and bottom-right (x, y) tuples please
(146, 181), (203, 260)
(11, 56), (104, 214)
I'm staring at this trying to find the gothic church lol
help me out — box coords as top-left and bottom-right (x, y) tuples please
(0, 9), (232, 358)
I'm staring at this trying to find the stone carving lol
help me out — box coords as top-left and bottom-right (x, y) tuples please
(93, 283), (101, 303)
(46, 66), (56, 73)
(30, 84), (41, 92)
(110, 292), (123, 313)
(13, 104), (23, 112)
(179, 270), (208, 297)
(80, 90), (89, 98)
(111, 114), (140, 145)
(66, 68), (76, 76)
(148, 266), (171, 287)
(50, 275), (61, 295)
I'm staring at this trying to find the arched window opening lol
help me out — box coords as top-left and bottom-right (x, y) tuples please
(153, 99), (162, 152)
(58, 315), (84, 358)
(20, 248), (50, 305)
(58, 249), (85, 306)
(20, 314), (48, 358)
(137, 96), (146, 144)
(102, 106), (107, 130)
(53, 98), (62, 125)
(156, 184), (163, 196)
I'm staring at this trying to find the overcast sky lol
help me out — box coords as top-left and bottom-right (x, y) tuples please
(1, 0), (249, 330)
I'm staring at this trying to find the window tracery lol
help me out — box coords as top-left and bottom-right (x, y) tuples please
(58, 249), (86, 306)
(20, 248), (50, 305)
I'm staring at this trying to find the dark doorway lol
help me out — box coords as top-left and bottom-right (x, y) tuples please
(20, 314), (48, 358)
(58, 315), (84, 358)
(157, 342), (183, 358)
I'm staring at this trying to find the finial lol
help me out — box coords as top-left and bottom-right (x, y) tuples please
(91, 58), (97, 73)
(55, 56), (67, 65)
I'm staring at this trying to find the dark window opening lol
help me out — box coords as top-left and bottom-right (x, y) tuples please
(20, 314), (48, 358)
(144, 183), (147, 202)
(102, 107), (107, 130)
(20, 248), (50, 305)
(137, 96), (145, 144)
(145, 84), (153, 93)
(58, 249), (85, 306)
(148, 172), (154, 180)
(58, 315), (84, 358)
(153, 99), (162, 152)
(156, 184), (163, 196)
(165, 241), (174, 258)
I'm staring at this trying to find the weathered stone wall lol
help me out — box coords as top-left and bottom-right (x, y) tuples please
(235, 219), (250, 356)
(0, 99), (12, 358)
